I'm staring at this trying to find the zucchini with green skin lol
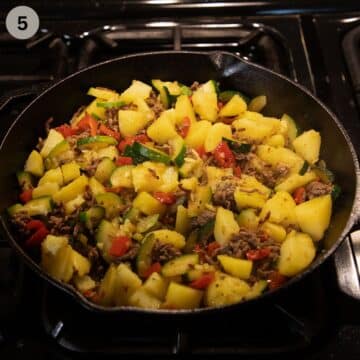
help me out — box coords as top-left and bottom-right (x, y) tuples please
(17, 171), (33, 191)
(25, 150), (44, 177)
(95, 158), (116, 184)
(96, 100), (125, 109)
(95, 220), (117, 262)
(299, 161), (309, 175)
(23, 196), (53, 216)
(77, 136), (118, 150)
(45, 140), (73, 170)
(7, 203), (24, 216)
(169, 137), (186, 167)
(136, 234), (157, 277)
(281, 114), (298, 142)
(161, 254), (199, 277)
(79, 206), (105, 230)
(95, 193), (124, 219)
(110, 165), (134, 188)
(219, 90), (249, 104)
(136, 214), (159, 233)
(223, 138), (251, 154)
(124, 142), (171, 165)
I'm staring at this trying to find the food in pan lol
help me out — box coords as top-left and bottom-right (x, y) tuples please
(8, 79), (340, 309)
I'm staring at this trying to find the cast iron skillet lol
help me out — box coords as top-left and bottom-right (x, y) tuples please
(0, 51), (359, 315)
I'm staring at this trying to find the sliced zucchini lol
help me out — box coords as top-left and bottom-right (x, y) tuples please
(95, 220), (117, 262)
(219, 90), (249, 104)
(40, 129), (64, 158)
(223, 137), (251, 154)
(124, 142), (171, 165)
(45, 140), (72, 170)
(136, 214), (159, 233)
(77, 136), (118, 150)
(124, 207), (141, 222)
(136, 234), (157, 277)
(169, 137), (186, 167)
(7, 203), (24, 216)
(96, 100), (125, 109)
(97, 145), (119, 160)
(248, 95), (267, 113)
(95, 193), (124, 219)
(79, 206), (105, 230)
(24, 150), (44, 177)
(162, 254), (199, 277)
(175, 205), (190, 235)
(87, 87), (119, 100)
(192, 80), (218, 122)
(95, 158), (116, 184)
(17, 171), (33, 191)
(23, 196), (52, 216)
(110, 165), (134, 188)
(281, 114), (298, 142)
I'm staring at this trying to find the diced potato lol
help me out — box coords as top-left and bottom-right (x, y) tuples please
(71, 249), (91, 276)
(219, 94), (247, 117)
(295, 195), (332, 241)
(206, 166), (233, 192)
(133, 98), (155, 121)
(38, 167), (64, 186)
(175, 94), (196, 124)
(260, 191), (297, 226)
(73, 275), (96, 293)
(278, 231), (316, 276)
(237, 209), (259, 230)
(275, 171), (317, 193)
(118, 110), (148, 137)
(205, 272), (250, 307)
(88, 86), (119, 100)
(265, 134), (285, 147)
(149, 229), (186, 249)
(128, 288), (161, 309)
(244, 280), (268, 300)
(147, 111), (178, 144)
(64, 195), (85, 214)
(97, 145), (119, 160)
(41, 235), (74, 282)
(204, 123), (232, 152)
(119, 80), (152, 103)
(164, 282), (203, 309)
(110, 165), (134, 188)
(292, 130), (321, 164)
(238, 174), (271, 197)
(217, 255), (253, 280)
(256, 145), (304, 174)
(261, 222), (287, 243)
(114, 263), (142, 306)
(142, 272), (168, 300)
(88, 176), (106, 195)
(24, 150), (44, 177)
(185, 120), (212, 149)
(192, 81), (218, 122)
(187, 185), (212, 217)
(32, 182), (59, 198)
(185, 263), (216, 281)
(133, 192), (166, 215)
(175, 205), (190, 235)
(61, 162), (80, 184)
(52, 175), (88, 203)
(180, 177), (198, 191)
(98, 264), (118, 306)
(214, 207), (240, 245)
(40, 129), (64, 158)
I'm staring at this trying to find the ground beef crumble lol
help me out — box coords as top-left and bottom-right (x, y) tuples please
(306, 181), (333, 199)
(151, 240), (181, 264)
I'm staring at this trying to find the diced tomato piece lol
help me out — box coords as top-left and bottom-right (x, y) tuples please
(118, 134), (149, 152)
(233, 166), (242, 178)
(206, 241), (220, 256)
(195, 145), (207, 159)
(293, 187), (306, 205)
(213, 141), (236, 168)
(109, 236), (131, 257)
(178, 117), (191, 138)
(268, 271), (287, 290)
(143, 262), (162, 278)
(190, 272), (215, 289)
(25, 219), (45, 231)
(98, 124), (120, 141)
(55, 124), (78, 138)
(246, 247), (271, 261)
(19, 189), (33, 203)
(25, 226), (49, 247)
(194, 244), (206, 262)
(83, 289), (101, 303)
(76, 114), (98, 136)
(153, 192), (176, 205)
(116, 156), (133, 166)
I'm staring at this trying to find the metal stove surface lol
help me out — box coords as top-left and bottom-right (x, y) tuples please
(0, 9), (360, 359)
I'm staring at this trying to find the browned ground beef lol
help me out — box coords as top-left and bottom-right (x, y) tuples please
(11, 212), (31, 236)
(306, 181), (333, 199)
(151, 240), (181, 264)
(190, 81), (200, 91)
(105, 108), (119, 131)
(82, 158), (101, 177)
(113, 242), (140, 263)
(250, 163), (289, 188)
(190, 209), (216, 229)
(213, 177), (238, 211)
(146, 91), (164, 118)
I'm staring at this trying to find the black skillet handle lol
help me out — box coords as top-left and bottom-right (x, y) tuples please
(0, 82), (53, 112)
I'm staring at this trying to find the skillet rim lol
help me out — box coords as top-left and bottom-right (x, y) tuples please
(0, 50), (359, 315)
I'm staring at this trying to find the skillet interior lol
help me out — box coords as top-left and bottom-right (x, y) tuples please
(0, 51), (358, 314)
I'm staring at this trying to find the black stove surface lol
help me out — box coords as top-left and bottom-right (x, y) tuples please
(0, 6), (360, 359)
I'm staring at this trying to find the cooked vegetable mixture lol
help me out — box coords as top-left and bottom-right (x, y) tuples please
(8, 79), (339, 309)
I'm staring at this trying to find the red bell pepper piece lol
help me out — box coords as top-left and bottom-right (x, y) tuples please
(143, 262), (162, 278)
(98, 124), (120, 141)
(293, 187), (306, 205)
(76, 114), (98, 136)
(19, 189), (33, 203)
(25, 219), (45, 231)
(55, 124), (78, 138)
(116, 156), (133, 166)
(153, 192), (176, 205)
(213, 141), (236, 168)
(178, 117), (191, 138)
(246, 247), (271, 261)
(206, 241), (220, 257)
(25, 226), (49, 247)
(190, 272), (215, 289)
(233, 166), (242, 178)
(118, 134), (149, 152)
(109, 236), (131, 257)
(268, 271), (287, 290)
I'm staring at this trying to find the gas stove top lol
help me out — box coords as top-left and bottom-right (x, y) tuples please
(0, 2), (360, 358)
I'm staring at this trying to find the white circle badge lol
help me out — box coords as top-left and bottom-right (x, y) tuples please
(5, 6), (40, 40)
